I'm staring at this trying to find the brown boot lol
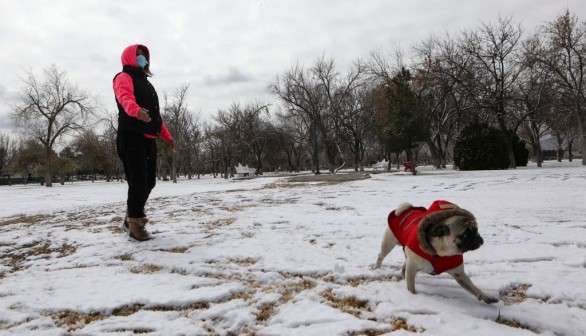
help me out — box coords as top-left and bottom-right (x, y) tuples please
(128, 217), (150, 241)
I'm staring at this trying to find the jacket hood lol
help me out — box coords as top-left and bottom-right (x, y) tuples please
(417, 200), (476, 255)
(121, 44), (150, 67)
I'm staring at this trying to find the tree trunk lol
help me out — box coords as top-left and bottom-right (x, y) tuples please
(44, 148), (52, 187)
(172, 151), (177, 183)
(581, 134), (586, 166)
(497, 119), (516, 169)
(354, 141), (360, 172)
(295, 148), (302, 173)
(575, 113), (586, 165)
(324, 140), (337, 174)
(568, 140), (573, 162)
(528, 120), (543, 167)
(285, 148), (293, 173)
(256, 153), (263, 175)
(405, 149), (417, 175)
(223, 156), (229, 179)
(427, 138), (441, 169)
(534, 143), (543, 168)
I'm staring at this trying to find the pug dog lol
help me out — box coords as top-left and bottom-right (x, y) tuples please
(375, 200), (498, 304)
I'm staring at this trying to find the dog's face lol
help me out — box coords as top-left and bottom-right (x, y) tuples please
(427, 215), (484, 256)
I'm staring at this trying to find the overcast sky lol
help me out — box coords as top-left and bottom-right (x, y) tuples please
(1, 0), (585, 134)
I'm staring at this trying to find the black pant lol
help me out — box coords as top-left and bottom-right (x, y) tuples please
(117, 131), (157, 218)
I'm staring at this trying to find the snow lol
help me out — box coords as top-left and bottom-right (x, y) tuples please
(0, 161), (585, 335)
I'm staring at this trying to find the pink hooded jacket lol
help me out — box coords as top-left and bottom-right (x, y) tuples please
(113, 44), (172, 142)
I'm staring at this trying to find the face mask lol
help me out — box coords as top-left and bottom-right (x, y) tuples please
(136, 55), (148, 69)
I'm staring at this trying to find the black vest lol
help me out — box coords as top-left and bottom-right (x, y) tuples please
(114, 65), (162, 136)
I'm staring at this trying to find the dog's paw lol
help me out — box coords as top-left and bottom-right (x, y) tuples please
(395, 202), (413, 216)
(479, 294), (499, 304)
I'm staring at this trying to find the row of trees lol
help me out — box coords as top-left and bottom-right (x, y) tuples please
(1, 11), (584, 186)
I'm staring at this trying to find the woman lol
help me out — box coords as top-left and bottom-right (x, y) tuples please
(113, 44), (174, 241)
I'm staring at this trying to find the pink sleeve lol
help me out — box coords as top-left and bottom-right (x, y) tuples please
(113, 73), (141, 117)
(159, 122), (173, 142)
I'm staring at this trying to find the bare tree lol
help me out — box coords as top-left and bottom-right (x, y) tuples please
(245, 106), (272, 174)
(337, 84), (376, 171)
(270, 62), (326, 174)
(163, 83), (190, 183)
(412, 34), (473, 168)
(182, 111), (203, 179)
(215, 101), (271, 174)
(313, 57), (366, 172)
(11, 65), (95, 186)
(100, 115), (124, 181)
(460, 16), (525, 168)
(548, 104), (580, 161)
(274, 111), (308, 172)
(271, 57), (364, 174)
(517, 39), (559, 167)
(526, 10), (586, 165)
(203, 123), (224, 178)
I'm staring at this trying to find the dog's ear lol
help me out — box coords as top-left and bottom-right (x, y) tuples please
(428, 223), (450, 238)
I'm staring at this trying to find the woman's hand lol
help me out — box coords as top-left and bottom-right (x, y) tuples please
(137, 108), (151, 122)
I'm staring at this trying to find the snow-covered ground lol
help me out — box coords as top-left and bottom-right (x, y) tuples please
(0, 161), (584, 336)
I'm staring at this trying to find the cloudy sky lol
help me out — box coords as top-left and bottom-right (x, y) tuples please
(1, 0), (585, 134)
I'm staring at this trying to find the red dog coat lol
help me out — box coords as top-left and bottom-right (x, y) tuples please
(388, 200), (464, 275)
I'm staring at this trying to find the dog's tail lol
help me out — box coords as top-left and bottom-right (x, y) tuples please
(395, 202), (413, 216)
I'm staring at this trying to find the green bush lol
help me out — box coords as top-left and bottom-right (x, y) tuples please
(454, 122), (509, 170)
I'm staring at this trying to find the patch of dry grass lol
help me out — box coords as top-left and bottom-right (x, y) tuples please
(4, 242), (77, 272)
(0, 214), (53, 227)
(170, 267), (189, 275)
(275, 278), (316, 303)
(347, 328), (392, 336)
(114, 253), (133, 261)
(255, 303), (275, 322)
(219, 204), (256, 212)
(191, 207), (213, 216)
(346, 274), (400, 287)
(157, 246), (190, 253)
(148, 302), (209, 311)
(228, 257), (257, 266)
(130, 264), (162, 274)
(107, 224), (125, 234)
(260, 198), (298, 205)
(50, 310), (105, 332)
(55, 243), (77, 257)
(495, 312), (538, 332)
(391, 316), (425, 333)
(111, 304), (145, 316)
(110, 328), (157, 334)
(321, 288), (369, 317)
(203, 217), (237, 231)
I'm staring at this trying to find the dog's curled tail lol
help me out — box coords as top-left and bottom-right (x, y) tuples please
(395, 202), (413, 216)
